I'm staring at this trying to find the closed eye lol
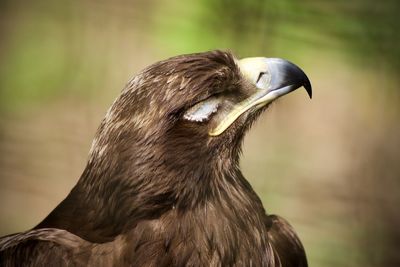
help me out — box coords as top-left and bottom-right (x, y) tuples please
(183, 96), (221, 122)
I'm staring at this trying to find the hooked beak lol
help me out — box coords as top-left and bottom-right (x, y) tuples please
(209, 57), (312, 136)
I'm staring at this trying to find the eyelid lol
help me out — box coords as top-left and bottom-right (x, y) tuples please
(174, 91), (220, 119)
(183, 96), (221, 122)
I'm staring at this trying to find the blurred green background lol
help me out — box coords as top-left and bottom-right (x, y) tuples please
(1, 0), (399, 266)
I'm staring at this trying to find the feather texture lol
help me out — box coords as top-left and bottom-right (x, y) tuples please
(0, 51), (307, 266)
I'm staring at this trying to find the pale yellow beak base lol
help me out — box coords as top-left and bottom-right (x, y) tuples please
(208, 57), (311, 136)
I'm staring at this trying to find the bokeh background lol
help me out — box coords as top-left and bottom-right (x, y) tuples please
(1, 0), (399, 266)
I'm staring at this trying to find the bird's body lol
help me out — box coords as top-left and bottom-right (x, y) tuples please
(1, 213), (304, 266)
(0, 51), (311, 266)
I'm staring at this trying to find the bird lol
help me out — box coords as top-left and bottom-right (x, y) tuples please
(0, 50), (312, 266)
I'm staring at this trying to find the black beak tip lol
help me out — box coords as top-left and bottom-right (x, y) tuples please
(304, 79), (312, 99)
(265, 58), (313, 99)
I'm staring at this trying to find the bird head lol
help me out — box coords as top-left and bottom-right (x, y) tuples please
(85, 51), (311, 203)
(177, 52), (312, 149)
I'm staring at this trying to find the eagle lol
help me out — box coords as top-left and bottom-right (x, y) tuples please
(0, 50), (312, 266)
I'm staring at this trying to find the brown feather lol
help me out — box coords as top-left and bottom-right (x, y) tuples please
(1, 51), (307, 266)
